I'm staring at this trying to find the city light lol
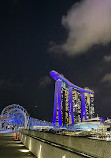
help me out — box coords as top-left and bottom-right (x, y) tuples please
(19, 149), (29, 153)
(29, 139), (32, 151)
(38, 144), (42, 158)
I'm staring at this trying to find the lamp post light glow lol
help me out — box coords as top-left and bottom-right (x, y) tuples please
(29, 139), (32, 151)
(20, 149), (29, 153)
(38, 144), (42, 158)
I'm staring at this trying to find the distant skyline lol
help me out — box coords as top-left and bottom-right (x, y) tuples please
(0, 0), (111, 121)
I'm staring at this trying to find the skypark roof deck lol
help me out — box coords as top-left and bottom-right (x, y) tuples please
(50, 70), (94, 94)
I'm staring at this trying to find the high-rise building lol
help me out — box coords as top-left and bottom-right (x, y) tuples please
(84, 87), (94, 119)
(72, 88), (82, 123)
(50, 70), (94, 126)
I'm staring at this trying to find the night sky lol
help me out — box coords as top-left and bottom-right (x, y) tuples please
(0, 0), (111, 122)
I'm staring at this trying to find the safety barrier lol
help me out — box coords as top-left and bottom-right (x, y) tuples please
(19, 129), (100, 158)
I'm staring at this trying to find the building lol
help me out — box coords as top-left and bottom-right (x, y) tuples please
(84, 88), (94, 120)
(74, 117), (108, 131)
(50, 70), (94, 126)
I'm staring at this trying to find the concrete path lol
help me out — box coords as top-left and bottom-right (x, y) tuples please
(0, 136), (36, 158)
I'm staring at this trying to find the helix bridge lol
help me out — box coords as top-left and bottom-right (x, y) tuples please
(0, 104), (53, 132)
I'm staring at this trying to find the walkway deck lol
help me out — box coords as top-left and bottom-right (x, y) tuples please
(0, 136), (36, 158)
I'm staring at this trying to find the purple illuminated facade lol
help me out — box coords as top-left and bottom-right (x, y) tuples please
(50, 70), (94, 126)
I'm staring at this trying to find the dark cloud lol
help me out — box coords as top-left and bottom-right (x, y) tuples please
(0, 79), (22, 89)
(104, 55), (111, 62)
(39, 76), (52, 88)
(102, 73), (111, 85)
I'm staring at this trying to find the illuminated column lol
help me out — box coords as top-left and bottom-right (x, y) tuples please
(53, 81), (57, 126)
(68, 87), (74, 125)
(58, 80), (62, 126)
(87, 93), (90, 119)
(81, 92), (87, 122)
(53, 79), (62, 126)
(90, 93), (94, 118)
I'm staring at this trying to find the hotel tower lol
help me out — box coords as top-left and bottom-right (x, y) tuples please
(50, 70), (94, 126)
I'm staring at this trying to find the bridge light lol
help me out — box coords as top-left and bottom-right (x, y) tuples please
(62, 155), (66, 158)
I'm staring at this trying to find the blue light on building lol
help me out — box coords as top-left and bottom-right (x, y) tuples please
(50, 70), (95, 127)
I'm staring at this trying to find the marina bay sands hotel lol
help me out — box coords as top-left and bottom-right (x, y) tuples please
(50, 70), (94, 127)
